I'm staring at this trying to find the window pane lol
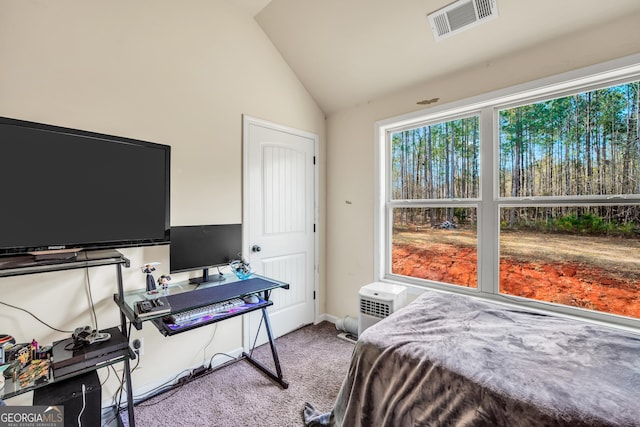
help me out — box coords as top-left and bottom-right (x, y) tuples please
(392, 207), (477, 288)
(499, 205), (640, 319)
(391, 116), (480, 200)
(499, 81), (640, 197)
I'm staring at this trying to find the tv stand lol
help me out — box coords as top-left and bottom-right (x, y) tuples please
(29, 248), (82, 262)
(0, 249), (136, 427)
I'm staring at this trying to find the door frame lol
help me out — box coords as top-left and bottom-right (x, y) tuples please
(241, 115), (319, 346)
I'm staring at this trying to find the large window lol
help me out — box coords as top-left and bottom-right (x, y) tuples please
(393, 207), (478, 288)
(378, 57), (640, 327)
(498, 83), (640, 319)
(499, 205), (640, 318)
(390, 117), (479, 289)
(498, 84), (640, 198)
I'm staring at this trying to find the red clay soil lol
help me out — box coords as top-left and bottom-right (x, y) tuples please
(393, 243), (640, 319)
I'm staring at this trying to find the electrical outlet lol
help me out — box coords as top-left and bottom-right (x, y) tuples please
(132, 337), (144, 357)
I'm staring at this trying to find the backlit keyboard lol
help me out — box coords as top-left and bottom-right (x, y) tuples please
(167, 298), (244, 324)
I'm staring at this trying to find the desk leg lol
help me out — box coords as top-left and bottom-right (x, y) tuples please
(117, 264), (136, 427)
(242, 307), (289, 389)
(123, 357), (136, 426)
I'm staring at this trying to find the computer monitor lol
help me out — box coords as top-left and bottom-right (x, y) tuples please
(169, 224), (242, 285)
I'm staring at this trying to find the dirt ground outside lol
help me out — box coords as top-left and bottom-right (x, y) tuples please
(392, 226), (640, 318)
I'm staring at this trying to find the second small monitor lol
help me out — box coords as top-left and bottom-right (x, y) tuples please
(170, 224), (242, 285)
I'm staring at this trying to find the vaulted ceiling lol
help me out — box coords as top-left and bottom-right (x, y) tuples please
(237, 0), (640, 114)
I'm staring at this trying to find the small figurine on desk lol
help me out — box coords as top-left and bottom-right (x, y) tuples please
(230, 258), (252, 280)
(141, 262), (160, 293)
(157, 274), (171, 291)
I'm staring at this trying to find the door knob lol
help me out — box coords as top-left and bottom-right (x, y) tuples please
(251, 245), (262, 253)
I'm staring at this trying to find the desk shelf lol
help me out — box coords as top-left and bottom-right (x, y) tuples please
(152, 299), (273, 336)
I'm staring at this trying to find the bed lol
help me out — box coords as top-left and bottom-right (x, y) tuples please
(304, 290), (640, 427)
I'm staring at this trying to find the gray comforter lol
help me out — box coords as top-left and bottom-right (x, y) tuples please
(305, 290), (640, 426)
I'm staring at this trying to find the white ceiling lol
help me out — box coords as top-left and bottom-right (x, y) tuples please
(239, 0), (640, 114)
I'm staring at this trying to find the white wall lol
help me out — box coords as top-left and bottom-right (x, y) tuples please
(324, 10), (640, 319)
(0, 0), (325, 406)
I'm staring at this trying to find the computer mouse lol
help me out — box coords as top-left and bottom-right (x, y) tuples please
(243, 294), (260, 304)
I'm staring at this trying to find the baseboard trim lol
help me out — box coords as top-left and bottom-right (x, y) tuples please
(316, 313), (338, 325)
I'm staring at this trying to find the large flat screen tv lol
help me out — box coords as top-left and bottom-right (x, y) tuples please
(170, 224), (242, 285)
(0, 116), (171, 257)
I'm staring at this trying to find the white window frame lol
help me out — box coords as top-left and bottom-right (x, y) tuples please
(375, 53), (640, 330)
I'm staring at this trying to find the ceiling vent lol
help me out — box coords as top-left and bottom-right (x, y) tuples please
(428, 0), (498, 41)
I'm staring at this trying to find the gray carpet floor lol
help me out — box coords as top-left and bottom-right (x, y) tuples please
(121, 321), (354, 426)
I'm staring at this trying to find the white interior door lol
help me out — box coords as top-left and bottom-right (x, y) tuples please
(242, 116), (317, 347)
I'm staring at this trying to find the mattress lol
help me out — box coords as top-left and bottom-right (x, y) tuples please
(306, 290), (640, 427)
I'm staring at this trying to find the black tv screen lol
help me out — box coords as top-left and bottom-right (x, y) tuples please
(0, 117), (170, 256)
(170, 224), (242, 284)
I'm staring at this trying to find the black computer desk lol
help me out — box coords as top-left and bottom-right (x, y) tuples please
(114, 274), (290, 389)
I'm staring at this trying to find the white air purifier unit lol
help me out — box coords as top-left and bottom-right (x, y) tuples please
(358, 282), (407, 336)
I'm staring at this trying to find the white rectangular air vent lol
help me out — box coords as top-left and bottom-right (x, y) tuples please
(428, 0), (498, 41)
(358, 282), (407, 336)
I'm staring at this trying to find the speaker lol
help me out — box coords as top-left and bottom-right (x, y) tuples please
(33, 370), (101, 427)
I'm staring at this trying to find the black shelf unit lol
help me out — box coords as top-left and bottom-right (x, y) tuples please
(0, 249), (136, 427)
